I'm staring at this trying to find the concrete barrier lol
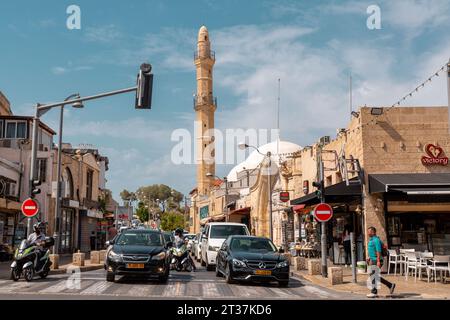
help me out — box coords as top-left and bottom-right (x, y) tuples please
(293, 257), (307, 271)
(328, 267), (343, 285)
(307, 259), (321, 275)
(99, 250), (107, 262)
(90, 251), (100, 264)
(49, 254), (59, 270)
(72, 251), (85, 267)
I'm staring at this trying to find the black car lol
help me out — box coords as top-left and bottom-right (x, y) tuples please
(162, 231), (175, 247)
(104, 229), (171, 283)
(215, 235), (289, 287)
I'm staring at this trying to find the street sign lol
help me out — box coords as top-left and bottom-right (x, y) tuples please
(313, 203), (333, 222)
(279, 191), (290, 202)
(21, 198), (39, 217)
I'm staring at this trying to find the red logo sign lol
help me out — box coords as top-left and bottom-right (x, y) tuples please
(279, 191), (290, 202)
(21, 198), (39, 217)
(313, 203), (333, 222)
(421, 144), (448, 166)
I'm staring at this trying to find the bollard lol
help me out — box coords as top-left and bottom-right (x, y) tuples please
(307, 259), (321, 275)
(90, 251), (100, 264)
(49, 254), (59, 270)
(328, 267), (343, 285)
(72, 250), (85, 267)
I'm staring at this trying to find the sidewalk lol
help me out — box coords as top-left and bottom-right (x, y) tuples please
(293, 266), (450, 299)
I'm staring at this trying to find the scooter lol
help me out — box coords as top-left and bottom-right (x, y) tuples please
(170, 240), (196, 272)
(10, 237), (54, 282)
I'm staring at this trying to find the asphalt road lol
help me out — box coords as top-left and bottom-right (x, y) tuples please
(0, 259), (361, 300)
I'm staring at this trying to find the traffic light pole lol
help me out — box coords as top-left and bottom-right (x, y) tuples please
(27, 106), (40, 237)
(317, 148), (328, 278)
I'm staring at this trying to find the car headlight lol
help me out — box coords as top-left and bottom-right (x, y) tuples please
(152, 252), (166, 260)
(276, 260), (289, 268)
(108, 250), (122, 262)
(232, 259), (246, 268)
(208, 246), (219, 252)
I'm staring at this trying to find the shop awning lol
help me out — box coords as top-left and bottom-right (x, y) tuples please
(290, 178), (361, 206)
(292, 204), (305, 212)
(229, 207), (251, 215)
(369, 173), (450, 193)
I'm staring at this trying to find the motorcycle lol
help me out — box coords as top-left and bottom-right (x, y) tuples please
(10, 237), (54, 282)
(170, 241), (196, 272)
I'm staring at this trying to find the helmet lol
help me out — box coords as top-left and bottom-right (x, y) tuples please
(175, 228), (183, 236)
(33, 222), (41, 232)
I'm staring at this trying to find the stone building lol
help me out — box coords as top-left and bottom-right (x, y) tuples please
(290, 106), (450, 261)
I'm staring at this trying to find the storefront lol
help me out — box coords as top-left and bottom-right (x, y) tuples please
(290, 179), (365, 263)
(369, 173), (450, 255)
(79, 209), (104, 252)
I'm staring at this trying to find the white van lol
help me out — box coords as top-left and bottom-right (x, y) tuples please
(201, 222), (250, 270)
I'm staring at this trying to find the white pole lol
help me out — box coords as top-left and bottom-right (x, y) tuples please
(447, 59), (450, 133)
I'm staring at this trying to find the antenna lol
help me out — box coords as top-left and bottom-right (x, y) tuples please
(349, 73), (353, 121)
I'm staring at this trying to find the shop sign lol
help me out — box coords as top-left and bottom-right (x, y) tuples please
(279, 191), (290, 202)
(86, 209), (103, 219)
(421, 144), (448, 166)
(200, 205), (209, 220)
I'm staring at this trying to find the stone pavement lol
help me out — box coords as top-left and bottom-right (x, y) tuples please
(293, 266), (450, 299)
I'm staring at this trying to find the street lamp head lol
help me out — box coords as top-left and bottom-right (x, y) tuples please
(72, 101), (84, 108)
(206, 172), (214, 177)
(238, 142), (248, 150)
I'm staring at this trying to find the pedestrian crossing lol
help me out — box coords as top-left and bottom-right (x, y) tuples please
(0, 271), (341, 299)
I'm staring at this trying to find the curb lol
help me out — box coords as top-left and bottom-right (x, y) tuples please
(50, 264), (104, 274)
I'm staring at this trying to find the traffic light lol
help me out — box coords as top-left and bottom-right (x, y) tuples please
(135, 63), (153, 109)
(31, 179), (41, 198)
(312, 180), (324, 200)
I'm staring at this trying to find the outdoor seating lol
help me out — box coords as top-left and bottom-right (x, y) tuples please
(405, 252), (427, 281)
(427, 255), (450, 284)
(399, 248), (415, 275)
(387, 249), (402, 275)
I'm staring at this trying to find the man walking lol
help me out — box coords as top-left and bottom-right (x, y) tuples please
(366, 226), (395, 298)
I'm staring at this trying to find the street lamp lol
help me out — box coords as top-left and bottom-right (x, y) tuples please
(238, 142), (274, 240)
(206, 172), (229, 222)
(53, 93), (84, 255)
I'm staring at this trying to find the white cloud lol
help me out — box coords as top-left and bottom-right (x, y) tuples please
(85, 24), (123, 43)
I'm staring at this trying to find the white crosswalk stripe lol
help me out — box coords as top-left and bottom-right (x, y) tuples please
(39, 280), (69, 294)
(203, 282), (221, 298)
(302, 285), (334, 298)
(162, 282), (185, 297)
(128, 285), (153, 297)
(0, 281), (34, 293)
(80, 281), (113, 295)
(267, 287), (294, 298)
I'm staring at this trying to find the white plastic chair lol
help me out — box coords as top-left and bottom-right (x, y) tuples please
(400, 249), (415, 275)
(405, 252), (421, 281)
(387, 249), (402, 275)
(427, 255), (450, 283)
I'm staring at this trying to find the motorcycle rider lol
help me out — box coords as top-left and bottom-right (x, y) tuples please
(27, 223), (46, 263)
(174, 228), (184, 248)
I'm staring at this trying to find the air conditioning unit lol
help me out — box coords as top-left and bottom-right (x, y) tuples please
(319, 136), (331, 146)
(7, 183), (17, 197)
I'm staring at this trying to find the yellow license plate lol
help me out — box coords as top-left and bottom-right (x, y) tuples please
(255, 269), (272, 276)
(126, 263), (145, 269)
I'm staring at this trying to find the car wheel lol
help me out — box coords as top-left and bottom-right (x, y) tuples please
(159, 275), (169, 283)
(39, 267), (50, 279)
(106, 271), (115, 282)
(225, 263), (235, 284)
(279, 280), (289, 287)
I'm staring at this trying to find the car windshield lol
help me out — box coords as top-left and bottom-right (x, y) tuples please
(210, 225), (248, 239)
(116, 232), (163, 246)
(230, 238), (277, 253)
(163, 234), (172, 242)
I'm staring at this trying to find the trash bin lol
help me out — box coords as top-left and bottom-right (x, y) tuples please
(357, 261), (367, 274)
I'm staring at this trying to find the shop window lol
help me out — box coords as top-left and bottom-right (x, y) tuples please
(0, 120), (3, 138)
(86, 169), (94, 200)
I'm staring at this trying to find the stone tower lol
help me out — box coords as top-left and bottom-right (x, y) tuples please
(194, 26), (216, 196)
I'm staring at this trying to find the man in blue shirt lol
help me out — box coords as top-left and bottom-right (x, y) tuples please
(367, 226), (395, 298)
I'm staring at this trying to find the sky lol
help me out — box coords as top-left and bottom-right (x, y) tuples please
(1, 0), (449, 203)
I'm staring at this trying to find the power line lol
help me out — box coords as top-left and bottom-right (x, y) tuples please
(346, 61), (449, 134)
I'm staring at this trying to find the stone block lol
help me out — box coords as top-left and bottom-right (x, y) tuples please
(293, 256), (307, 271)
(99, 250), (107, 262)
(307, 259), (321, 275)
(49, 254), (59, 270)
(328, 267), (343, 285)
(90, 251), (100, 264)
(72, 252), (85, 267)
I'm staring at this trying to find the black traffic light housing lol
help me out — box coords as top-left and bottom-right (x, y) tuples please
(135, 63), (153, 109)
(31, 179), (41, 198)
(312, 180), (324, 200)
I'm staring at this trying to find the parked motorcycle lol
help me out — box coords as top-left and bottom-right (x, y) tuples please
(10, 237), (54, 282)
(170, 240), (196, 272)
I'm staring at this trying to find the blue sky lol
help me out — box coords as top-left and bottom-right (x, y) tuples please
(1, 0), (449, 202)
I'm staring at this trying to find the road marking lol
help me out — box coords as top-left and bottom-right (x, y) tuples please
(39, 280), (69, 294)
(129, 285), (153, 297)
(302, 285), (334, 298)
(162, 282), (185, 297)
(203, 282), (221, 298)
(0, 281), (35, 293)
(80, 281), (113, 295)
(267, 287), (294, 298)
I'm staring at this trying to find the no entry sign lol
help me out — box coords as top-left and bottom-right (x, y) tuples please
(21, 198), (39, 217)
(313, 203), (333, 222)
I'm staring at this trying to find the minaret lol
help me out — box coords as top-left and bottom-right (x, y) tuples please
(194, 25), (216, 196)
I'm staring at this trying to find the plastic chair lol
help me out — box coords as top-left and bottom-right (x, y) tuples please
(427, 255), (450, 283)
(387, 249), (402, 275)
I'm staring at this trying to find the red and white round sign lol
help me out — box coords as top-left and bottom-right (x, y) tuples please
(21, 198), (39, 217)
(313, 203), (333, 222)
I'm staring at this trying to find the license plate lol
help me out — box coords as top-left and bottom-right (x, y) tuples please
(255, 269), (272, 276)
(126, 263), (144, 269)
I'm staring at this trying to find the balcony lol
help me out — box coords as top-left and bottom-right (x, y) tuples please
(194, 50), (215, 60)
(193, 95), (217, 109)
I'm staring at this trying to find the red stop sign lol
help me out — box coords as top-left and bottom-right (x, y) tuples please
(21, 198), (39, 217)
(313, 203), (333, 222)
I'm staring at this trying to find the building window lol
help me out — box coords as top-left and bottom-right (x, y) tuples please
(37, 159), (47, 182)
(5, 121), (26, 139)
(86, 169), (94, 200)
(0, 120), (3, 138)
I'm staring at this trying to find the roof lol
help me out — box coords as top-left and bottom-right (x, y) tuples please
(0, 115), (56, 135)
(227, 139), (302, 181)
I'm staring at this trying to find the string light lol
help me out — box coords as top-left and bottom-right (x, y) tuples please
(345, 61), (448, 134)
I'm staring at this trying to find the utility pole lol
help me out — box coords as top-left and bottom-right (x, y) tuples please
(447, 58), (450, 134)
(224, 177), (229, 222)
(314, 146), (327, 278)
(268, 151), (273, 241)
(350, 231), (357, 283)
